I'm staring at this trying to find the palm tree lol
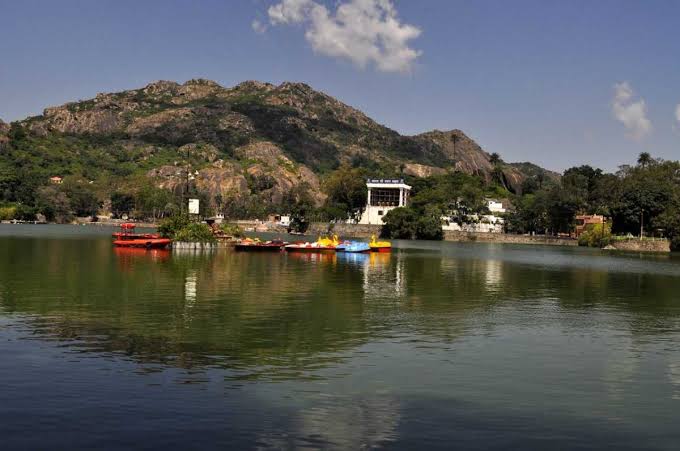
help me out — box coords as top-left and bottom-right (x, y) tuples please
(450, 132), (458, 160)
(488, 153), (509, 191)
(637, 152), (652, 168)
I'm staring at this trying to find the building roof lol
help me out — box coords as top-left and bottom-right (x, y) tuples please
(366, 178), (411, 190)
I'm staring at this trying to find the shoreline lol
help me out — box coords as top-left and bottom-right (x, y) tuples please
(2, 220), (671, 253)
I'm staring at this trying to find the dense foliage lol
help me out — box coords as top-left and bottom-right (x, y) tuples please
(507, 156), (680, 250)
(578, 223), (612, 248)
(157, 214), (215, 242)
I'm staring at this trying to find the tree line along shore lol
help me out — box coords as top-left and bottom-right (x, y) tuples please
(1, 151), (678, 253)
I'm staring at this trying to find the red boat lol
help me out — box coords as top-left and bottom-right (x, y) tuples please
(112, 223), (172, 249)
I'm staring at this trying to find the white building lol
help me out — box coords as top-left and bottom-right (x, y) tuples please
(359, 179), (412, 225)
(486, 199), (506, 214)
(442, 214), (505, 233)
(441, 199), (506, 233)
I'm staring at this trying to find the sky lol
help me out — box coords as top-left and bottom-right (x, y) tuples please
(1, 0), (679, 173)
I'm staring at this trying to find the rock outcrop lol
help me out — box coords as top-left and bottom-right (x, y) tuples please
(0, 119), (9, 149)
(11, 79), (556, 206)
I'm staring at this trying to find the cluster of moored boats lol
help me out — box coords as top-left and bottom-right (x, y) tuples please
(234, 235), (392, 253)
(110, 223), (392, 254)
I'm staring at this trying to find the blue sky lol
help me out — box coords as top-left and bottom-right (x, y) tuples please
(1, 0), (679, 172)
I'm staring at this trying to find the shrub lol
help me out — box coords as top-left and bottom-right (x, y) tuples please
(578, 223), (612, 248)
(158, 214), (216, 242)
(0, 205), (17, 220)
(158, 214), (191, 238)
(220, 223), (244, 237)
(173, 223), (216, 243)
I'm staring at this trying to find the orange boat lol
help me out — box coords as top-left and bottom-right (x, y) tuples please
(112, 223), (172, 249)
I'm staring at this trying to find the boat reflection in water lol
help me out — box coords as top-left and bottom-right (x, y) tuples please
(113, 247), (171, 271)
(286, 251), (338, 264)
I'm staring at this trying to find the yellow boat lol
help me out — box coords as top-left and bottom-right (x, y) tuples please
(369, 235), (391, 253)
(316, 235), (340, 247)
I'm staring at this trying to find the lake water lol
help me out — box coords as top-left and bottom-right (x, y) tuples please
(1, 224), (680, 450)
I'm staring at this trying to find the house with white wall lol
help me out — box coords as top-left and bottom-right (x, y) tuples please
(442, 199), (506, 233)
(358, 179), (412, 225)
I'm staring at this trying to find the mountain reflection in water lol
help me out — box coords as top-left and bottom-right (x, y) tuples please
(1, 225), (680, 450)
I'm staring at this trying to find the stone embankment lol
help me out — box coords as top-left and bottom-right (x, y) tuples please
(443, 231), (577, 246)
(173, 241), (218, 250)
(177, 220), (675, 252)
(608, 239), (670, 253)
(308, 222), (381, 238)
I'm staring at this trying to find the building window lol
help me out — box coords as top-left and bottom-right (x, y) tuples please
(370, 188), (400, 206)
(378, 210), (384, 216)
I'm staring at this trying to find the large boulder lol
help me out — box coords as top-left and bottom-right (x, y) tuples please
(403, 163), (446, 178)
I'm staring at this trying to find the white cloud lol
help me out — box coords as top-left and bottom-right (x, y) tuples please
(268, 0), (315, 25)
(252, 19), (268, 34)
(263, 0), (422, 73)
(611, 82), (652, 140)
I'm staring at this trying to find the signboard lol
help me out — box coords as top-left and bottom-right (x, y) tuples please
(188, 198), (200, 215)
(367, 178), (404, 184)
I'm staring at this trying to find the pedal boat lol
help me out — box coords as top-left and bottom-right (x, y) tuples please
(284, 240), (336, 253)
(335, 241), (371, 253)
(369, 235), (392, 253)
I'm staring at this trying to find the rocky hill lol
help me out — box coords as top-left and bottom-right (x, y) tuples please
(3, 79), (556, 212)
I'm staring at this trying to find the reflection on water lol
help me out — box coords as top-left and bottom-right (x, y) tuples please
(2, 226), (680, 449)
(259, 394), (401, 449)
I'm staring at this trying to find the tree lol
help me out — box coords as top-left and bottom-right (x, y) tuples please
(58, 179), (101, 218)
(135, 185), (176, 220)
(637, 152), (653, 168)
(35, 185), (72, 223)
(488, 153), (510, 191)
(415, 211), (444, 240)
(111, 192), (135, 218)
(282, 183), (316, 233)
(505, 192), (549, 234)
(610, 161), (674, 237)
(322, 165), (367, 221)
(381, 207), (418, 239)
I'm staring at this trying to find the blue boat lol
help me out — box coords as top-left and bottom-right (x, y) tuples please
(335, 241), (370, 253)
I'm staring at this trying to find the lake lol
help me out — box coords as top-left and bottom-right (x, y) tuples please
(1, 224), (680, 450)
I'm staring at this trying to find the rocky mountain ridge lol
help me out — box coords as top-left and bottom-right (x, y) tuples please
(6, 79), (558, 210)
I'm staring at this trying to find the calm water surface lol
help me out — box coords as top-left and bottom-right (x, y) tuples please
(1, 224), (680, 449)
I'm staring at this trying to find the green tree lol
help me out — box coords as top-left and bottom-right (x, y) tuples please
(637, 152), (653, 167)
(415, 212), (444, 240)
(381, 207), (418, 239)
(135, 185), (176, 220)
(322, 165), (367, 221)
(111, 192), (135, 218)
(35, 185), (72, 223)
(282, 183), (316, 233)
(62, 180), (101, 217)
(610, 161), (674, 237)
